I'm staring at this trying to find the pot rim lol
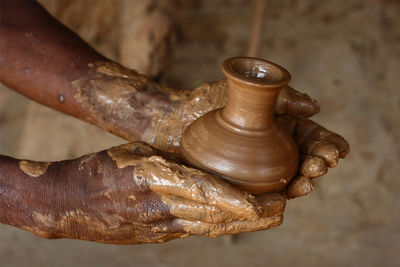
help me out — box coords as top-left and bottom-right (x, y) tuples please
(221, 56), (291, 89)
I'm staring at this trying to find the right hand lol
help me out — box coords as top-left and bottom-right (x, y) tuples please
(42, 142), (284, 244)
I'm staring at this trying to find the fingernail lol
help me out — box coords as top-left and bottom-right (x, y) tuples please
(287, 176), (314, 199)
(300, 156), (328, 178)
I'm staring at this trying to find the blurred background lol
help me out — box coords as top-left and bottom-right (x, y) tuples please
(0, 0), (399, 266)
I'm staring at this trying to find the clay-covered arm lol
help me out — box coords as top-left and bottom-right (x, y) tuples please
(0, 0), (183, 146)
(0, 0), (321, 152)
(0, 143), (284, 244)
(69, 63), (321, 152)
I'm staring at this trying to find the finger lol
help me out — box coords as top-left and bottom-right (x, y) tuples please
(135, 156), (259, 220)
(133, 196), (243, 225)
(161, 195), (243, 224)
(299, 155), (328, 178)
(307, 128), (350, 158)
(177, 216), (283, 237)
(295, 119), (351, 168)
(275, 86), (320, 118)
(295, 119), (349, 158)
(153, 216), (283, 238)
(161, 193), (286, 224)
(302, 140), (339, 168)
(286, 176), (314, 199)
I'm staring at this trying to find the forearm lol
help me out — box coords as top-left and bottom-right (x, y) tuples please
(0, 142), (288, 244)
(0, 0), (321, 153)
(0, 0), (220, 152)
(0, 155), (64, 238)
(0, 152), (118, 241)
(0, 0), (107, 120)
(0, 0), (183, 146)
(0, 144), (171, 243)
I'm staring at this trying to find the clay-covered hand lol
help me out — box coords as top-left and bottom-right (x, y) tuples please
(276, 116), (349, 198)
(4, 65), (348, 244)
(9, 143), (284, 244)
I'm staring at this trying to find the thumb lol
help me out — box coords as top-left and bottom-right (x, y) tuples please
(275, 86), (320, 118)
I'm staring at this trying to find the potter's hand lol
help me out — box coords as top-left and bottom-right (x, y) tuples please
(0, 143), (285, 244)
(99, 143), (285, 244)
(277, 117), (349, 198)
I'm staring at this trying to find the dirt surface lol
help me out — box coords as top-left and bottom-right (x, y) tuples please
(1, 0), (399, 266)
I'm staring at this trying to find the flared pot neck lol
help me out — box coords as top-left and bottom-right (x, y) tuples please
(220, 57), (291, 131)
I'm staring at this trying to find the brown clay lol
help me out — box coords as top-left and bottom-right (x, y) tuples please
(180, 57), (299, 194)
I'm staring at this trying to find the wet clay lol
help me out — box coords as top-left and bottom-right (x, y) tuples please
(19, 160), (51, 177)
(180, 57), (299, 194)
(106, 143), (261, 220)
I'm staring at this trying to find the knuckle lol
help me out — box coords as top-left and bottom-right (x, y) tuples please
(132, 164), (150, 192)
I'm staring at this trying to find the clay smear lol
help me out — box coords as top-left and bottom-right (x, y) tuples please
(72, 62), (227, 153)
(19, 160), (51, 177)
(106, 142), (261, 220)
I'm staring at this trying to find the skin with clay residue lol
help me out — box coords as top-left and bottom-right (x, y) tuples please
(1, 67), (350, 244)
(0, 143), (287, 244)
(106, 143), (262, 221)
(71, 62), (326, 154)
(0, 86), (350, 244)
(19, 160), (51, 177)
(72, 62), (228, 152)
(0, 0), (351, 245)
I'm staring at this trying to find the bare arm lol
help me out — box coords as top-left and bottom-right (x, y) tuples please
(0, 0), (321, 152)
(0, 0), (108, 116)
(0, 143), (284, 244)
(0, 0), (182, 145)
(0, 0), (349, 244)
(0, 115), (349, 244)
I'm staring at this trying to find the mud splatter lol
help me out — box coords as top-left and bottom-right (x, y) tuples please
(19, 160), (51, 177)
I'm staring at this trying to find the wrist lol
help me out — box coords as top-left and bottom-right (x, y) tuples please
(0, 156), (61, 238)
(72, 62), (179, 145)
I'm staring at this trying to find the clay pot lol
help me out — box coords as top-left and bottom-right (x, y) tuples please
(180, 57), (299, 194)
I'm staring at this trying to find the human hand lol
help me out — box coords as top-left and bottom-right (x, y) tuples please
(3, 68), (348, 244)
(28, 143), (283, 244)
(77, 108), (349, 244)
